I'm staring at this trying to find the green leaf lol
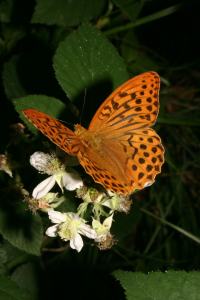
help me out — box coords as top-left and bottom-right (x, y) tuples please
(120, 29), (139, 63)
(113, 270), (200, 300)
(113, 0), (144, 22)
(129, 55), (160, 76)
(31, 0), (106, 26)
(0, 201), (43, 256)
(1, 24), (26, 48)
(0, 275), (29, 300)
(3, 240), (24, 263)
(13, 95), (67, 134)
(54, 22), (129, 124)
(11, 262), (51, 300)
(0, 245), (7, 265)
(2, 55), (28, 100)
(0, 0), (14, 22)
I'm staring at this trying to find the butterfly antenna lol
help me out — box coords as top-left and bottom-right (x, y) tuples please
(80, 88), (87, 125)
(55, 118), (73, 127)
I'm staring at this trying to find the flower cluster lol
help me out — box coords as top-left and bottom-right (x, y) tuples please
(17, 148), (135, 252)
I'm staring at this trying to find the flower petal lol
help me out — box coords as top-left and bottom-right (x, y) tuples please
(67, 212), (83, 222)
(32, 175), (56, 199)
(42, 192), (58, 203)
(55, 173), (64, 193)
(62, 173), (83, 191)
(48, 210), (66, 223)
(92, 218), (101, 230)
(103, 214), (113, 229)
(70, 233), (83, 252)
(4, 167), (13, 177)
(78, 223), (97, 239)
(30, 151), (50, 171)
(46, 224), (59, 237)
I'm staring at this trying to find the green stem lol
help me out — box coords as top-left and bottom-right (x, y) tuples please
(104, 1), (198, 35)
(6, 254), (30, 270)
(141, 208), (200, 244)
(143, 196), (176, 254)
(157, 117), (200, 126)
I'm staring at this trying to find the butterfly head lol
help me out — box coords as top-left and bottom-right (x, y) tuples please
(74, 124), (85, 136)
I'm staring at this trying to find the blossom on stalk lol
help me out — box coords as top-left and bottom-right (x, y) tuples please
(76, 185), (107, 218)
(76, 184), (105, 203)
(24, 192), (63, 213)
(30, 151), (83, 199)
(39, 192), (65, 210)
(92, 214), (115, 250)
(0, 152), (19, 177)
(46, 210), (97, 252)
(102, 191), (132, 214)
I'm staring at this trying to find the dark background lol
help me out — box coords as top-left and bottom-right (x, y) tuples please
(0, 0), (200, 299)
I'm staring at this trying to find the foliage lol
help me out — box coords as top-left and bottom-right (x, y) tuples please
(0, 0), (200, 299)
(113, 270), (200, 299)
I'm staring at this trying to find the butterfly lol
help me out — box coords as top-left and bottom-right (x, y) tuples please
(23, 71), (164, 195)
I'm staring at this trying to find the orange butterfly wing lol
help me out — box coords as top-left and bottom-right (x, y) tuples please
(89, 71), (159, 133)
(77, 71), (164, 194)
(23, 71), (164, 195)
(23, 109), (80, 155)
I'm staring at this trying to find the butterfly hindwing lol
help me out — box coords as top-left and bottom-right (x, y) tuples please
(101, 128), (164, 192)
(77, 145), (129, 194)
(77, 127), (164, 194)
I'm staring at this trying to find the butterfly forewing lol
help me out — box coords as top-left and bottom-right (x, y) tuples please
(23, 109), (80, 155)
(88, 71), (160, 134)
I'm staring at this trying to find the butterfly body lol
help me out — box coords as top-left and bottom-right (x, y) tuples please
(74, 124), (102, 151)
(23, 71), (164, 195)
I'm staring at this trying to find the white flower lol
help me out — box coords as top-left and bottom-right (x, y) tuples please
(32, 171), (83, 199)
(92, 214), (115, 250)
(30, 151), (83, 199)
(46, 211), (97, 252)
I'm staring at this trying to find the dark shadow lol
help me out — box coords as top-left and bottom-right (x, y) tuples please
(16, 39), (67, 103)
(45, 248), (125, 300)
(57, 78), (115, 129)
(0, 196), (41, 244)
(14, 47), (115, 130)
